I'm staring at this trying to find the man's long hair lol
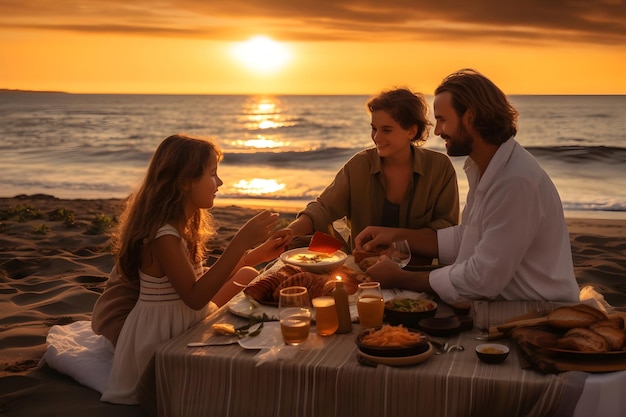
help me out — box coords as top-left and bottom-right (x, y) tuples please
(435, 69), (518, 145)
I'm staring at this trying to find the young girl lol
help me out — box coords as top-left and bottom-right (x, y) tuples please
(100, 133), (288, 404)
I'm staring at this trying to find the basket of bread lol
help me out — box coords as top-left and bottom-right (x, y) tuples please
(505, 304), (626, 356)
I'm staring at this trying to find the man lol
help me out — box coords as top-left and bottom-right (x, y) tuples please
(355, 69), (580, 304)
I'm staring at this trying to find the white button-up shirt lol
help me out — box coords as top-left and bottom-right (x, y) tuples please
(429, 138), (580, 304)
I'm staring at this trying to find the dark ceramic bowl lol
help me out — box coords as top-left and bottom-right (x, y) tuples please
(383, 298), (438, 328)
(475, 343), (510, 364)
(355, 327), (429, 358)
(417, 316), (462, 337)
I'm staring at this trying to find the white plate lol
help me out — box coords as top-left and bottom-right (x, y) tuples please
(279, 248), (347, 272)
(238, 322), (285, 349)
(357, 343), (434, 366)
(228, 291), (279, 320)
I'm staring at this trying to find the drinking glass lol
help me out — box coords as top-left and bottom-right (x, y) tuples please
(278, 286), (312, 345)
(390, 239), (411, 268)
(356, 281), (384, 329)
(312, 296), (339, 336)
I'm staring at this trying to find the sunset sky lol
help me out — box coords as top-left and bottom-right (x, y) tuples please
(1, 0), (625, 95)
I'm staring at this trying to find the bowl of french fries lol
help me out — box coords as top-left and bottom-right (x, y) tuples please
(355, 325), (429, 357)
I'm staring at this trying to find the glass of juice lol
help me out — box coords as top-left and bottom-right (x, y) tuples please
(312, 296), (339, 336)
(356, 282), (384, 329)
(278, 286), (312, 345)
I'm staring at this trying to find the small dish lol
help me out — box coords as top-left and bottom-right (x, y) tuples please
(475, 343), (510, 364)
(384, 298), (437, 328)
(357, 343), (434, 366)
(280, 248), (347, 273)
(418, 316), (462, 337)
(355, 327), (429, 357)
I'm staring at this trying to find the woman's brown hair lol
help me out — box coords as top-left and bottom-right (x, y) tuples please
(367, 87), (431, 146)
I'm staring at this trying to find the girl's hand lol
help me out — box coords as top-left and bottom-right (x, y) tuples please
(232, 210), (280, 250)
(246, 235), (287, 265)
(269, 227), (294, 248)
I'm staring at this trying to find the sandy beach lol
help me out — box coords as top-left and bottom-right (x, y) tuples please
(1, 194), (625, 416)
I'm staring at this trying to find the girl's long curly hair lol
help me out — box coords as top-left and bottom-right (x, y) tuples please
(112, 133), (223, 282)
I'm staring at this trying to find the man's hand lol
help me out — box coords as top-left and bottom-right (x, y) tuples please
(355, 226), (402, 252)
(365, 255), (401, 287)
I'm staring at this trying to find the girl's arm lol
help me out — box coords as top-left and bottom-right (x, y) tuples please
(155, 210), (280, 310)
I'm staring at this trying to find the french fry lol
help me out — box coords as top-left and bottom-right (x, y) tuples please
(361, 325), (424, 347)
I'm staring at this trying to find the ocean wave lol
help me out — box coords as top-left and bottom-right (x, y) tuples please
(222, 147), (360, 167)
(526, 146), (626, 163)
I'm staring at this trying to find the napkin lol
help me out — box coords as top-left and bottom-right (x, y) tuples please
(308, 231), (343, 254)
(254, 333), (325, 366)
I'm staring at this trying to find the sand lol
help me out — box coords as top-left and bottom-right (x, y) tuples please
(0, 194), (624, 416)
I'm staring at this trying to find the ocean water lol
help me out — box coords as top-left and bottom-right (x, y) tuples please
(1, 92), (625, 219)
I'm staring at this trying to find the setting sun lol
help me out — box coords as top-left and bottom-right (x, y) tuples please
(230, 36), (291, 74)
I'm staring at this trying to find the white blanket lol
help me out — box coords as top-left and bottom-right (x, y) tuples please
(42, 320), (113, 394)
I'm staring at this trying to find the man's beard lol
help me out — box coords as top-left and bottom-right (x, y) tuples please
(444, 124), (473, 157)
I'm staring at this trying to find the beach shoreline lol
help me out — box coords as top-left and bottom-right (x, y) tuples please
(1, 194), (625, 416)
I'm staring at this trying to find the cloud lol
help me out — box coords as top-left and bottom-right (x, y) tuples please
(1, 0), (625, 45)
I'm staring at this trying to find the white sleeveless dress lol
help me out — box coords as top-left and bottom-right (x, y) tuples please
(101, 224), (215, 404)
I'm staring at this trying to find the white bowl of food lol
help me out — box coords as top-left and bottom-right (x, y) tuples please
(280, 248), (347, 273)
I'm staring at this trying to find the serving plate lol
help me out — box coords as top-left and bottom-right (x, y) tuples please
(357, 342), (434, 366)
(280, 248), (347, 272)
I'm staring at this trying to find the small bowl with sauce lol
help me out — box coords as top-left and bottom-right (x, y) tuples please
(475, 343), (510, 364)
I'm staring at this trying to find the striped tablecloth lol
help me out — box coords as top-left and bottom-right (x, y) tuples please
(153, 299), (585, 417)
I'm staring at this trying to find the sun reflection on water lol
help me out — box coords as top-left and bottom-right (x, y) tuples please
(242, 96), (295, 133)
(233, 178), (286, 195)
(233, 137), (287, 148)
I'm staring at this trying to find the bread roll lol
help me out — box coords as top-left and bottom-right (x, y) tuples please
(558, 327), (609, 352)
(358, 256), (379, 271)
(589, 326), (626, 350)
(353, 249), (381, 264)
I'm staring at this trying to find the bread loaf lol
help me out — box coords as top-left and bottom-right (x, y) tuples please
(547, 305), (605, 328)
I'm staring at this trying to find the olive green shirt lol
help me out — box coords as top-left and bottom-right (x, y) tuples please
(299, 145), (460, 251)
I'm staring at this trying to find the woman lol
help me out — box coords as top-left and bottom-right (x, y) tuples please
(277, 88), (459, 264)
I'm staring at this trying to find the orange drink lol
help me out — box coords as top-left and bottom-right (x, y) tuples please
(278, 286), (312, 345)
(356, 282), (384, 328)
(279, 312), (311, 345)
(312, 296), (339, 336)
(357, 295), (384, 328)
